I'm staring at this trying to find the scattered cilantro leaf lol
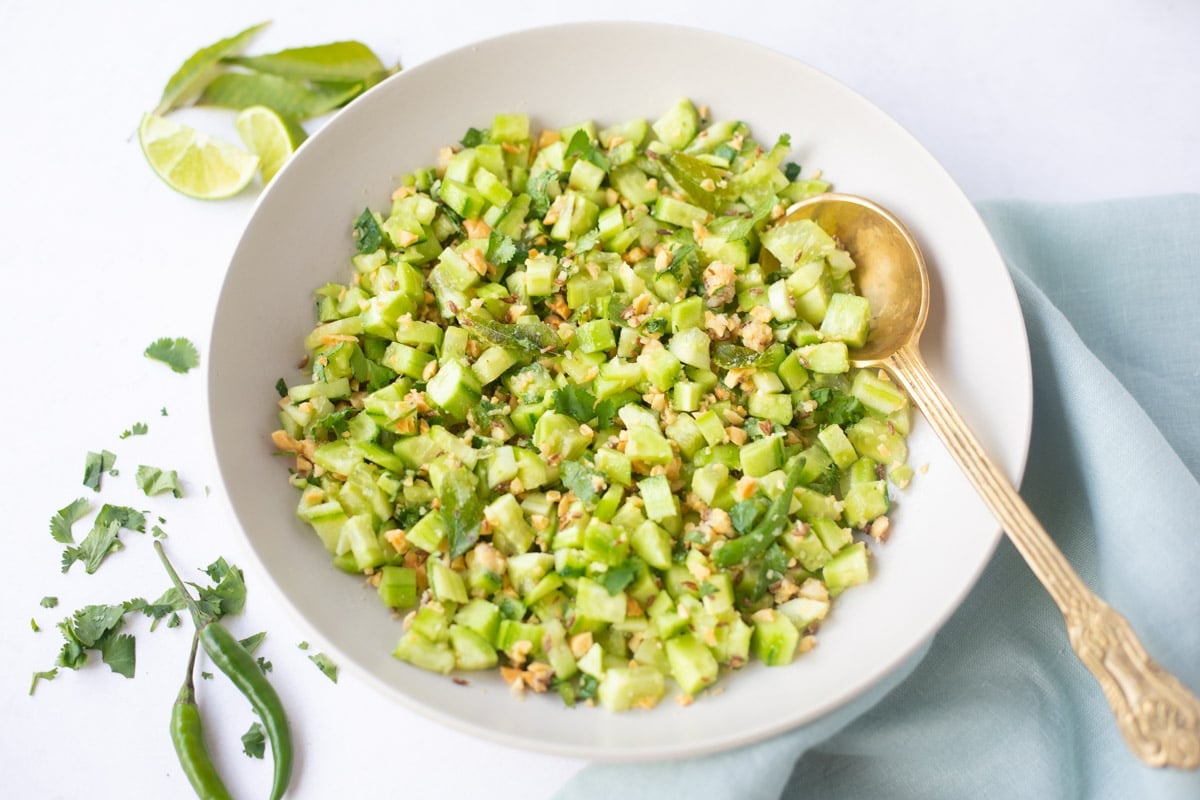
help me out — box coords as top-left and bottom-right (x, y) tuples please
(239, 631), (267, 654)
(100, 633), (136, 679)
(49, 498), (90, 544)
(810, 388), (867, 427)
(61, 521), (122, 574)
(144, 337), (200, 374)
(195, 558), (247, 618)
(275, 378), (288, 397)
(564, 129), (610, 171)
(312, 408), (353, 438)
(55, 622), (87, 669)
(125, 589), (186, 630)
(309, 652), (338, 683)
(527, 169), (561, 218)
(352, 208), (383, 254)
(83, 451), (116, 492)
(41, 596), (58, 609)
(594, 398), (617, 430)
(808, 461), (842, 495)
(698, 581), (718, 597)
(71, 604), (126, 647)
(485, 230), (519, 267)
(722, 199), (775, 242)
(96, 504), (147, 532)
(730, 500), (764, 535)
(784, 161), (802, 181)
(297, 641), (310, 650)
(553, 385), (596, 422)
(242, 722), (266, 758)
(560, 460), (603, 505)
(574, 228), (601, 254)
(161, 407), (169, 416)
(641, 316), (668, 335)
(119, 422), (149, 440)
(31, 618), (40, 632)
(460, 127), (488, 148)
(29, 669), (58, 696)
(600, 560), (638, 596)
(257, 657), (273, 674)
(135, 465), (184, 498)
(201, 671), (213, 680)
(441, 488), (484, 561)
(152, 525), (168, 539)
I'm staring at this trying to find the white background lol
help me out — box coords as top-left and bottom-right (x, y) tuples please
(1, 1), (1196, 798)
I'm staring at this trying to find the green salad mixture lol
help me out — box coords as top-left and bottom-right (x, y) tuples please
(273, 99), (914, 710)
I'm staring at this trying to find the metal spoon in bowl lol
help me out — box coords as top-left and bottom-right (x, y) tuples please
(779, 193), (1199, 769)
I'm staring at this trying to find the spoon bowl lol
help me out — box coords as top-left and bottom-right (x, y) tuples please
(785, 193), (1200, 769)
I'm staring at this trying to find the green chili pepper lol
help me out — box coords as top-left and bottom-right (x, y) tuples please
(171, 632), (233, 800)
(156, 541), (293, 800)
(712, 455), (807, 568)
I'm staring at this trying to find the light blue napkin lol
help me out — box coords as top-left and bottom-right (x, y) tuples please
(558, 195), (1200, 799)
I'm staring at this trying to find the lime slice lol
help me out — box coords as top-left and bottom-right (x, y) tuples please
(139, 114), (259, 200)
(235, 105), (307, 183)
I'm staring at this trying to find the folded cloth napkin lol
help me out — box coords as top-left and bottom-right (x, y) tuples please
(557, 195), (1200, 800)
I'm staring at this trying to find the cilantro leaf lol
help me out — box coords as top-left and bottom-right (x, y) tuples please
(49, 498), (90, 544)
(309, 652), (339, 683)
(527, 169), (561, 218)
(807, 461), (842, 495)
(594, 398), (617, 430)
(242, 722), (267, 758)
(460, 127), (488, 148)
(576, 673), (599, 702)
(810, 387), (867, 426)
(61, 521), (122, 574)
(239, 631), (267, 654)
(722, 199), (775, 242)
(125, 590), (186, 630)
(730, 500), (764, 535)
(31, 618), (40, 632)
(641, 317), (668, 335)
(196, 558), (247, 618)
(485, 230), (520, 267)
(96, 504), (147, 532)
(352, 208), (383, 254)
(41, 596), (58, 609)
(83, 451), (116, 492)
(257, 657), (273, 674)
(561, 460), (603, 505)
(144, 337), (200, 374)
(574, 228), (601, 254)
(784, 161), (802, 181)
(600, 560), (638, 596)
(29, 669), (58, 696)
(553, 385), (596, 422)
(275, 378), (288, 397)
(564, 129), (610, 172)
(698, 581), (718, 597)
(55, 622), (87, 670)
(71, 604), (126, 647)
(100, 633), (136, 679)
(119, 422), (148, 440)
(135, 465), (183, 498)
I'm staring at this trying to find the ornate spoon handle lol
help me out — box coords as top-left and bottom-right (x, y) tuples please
(888, 343), (1200, 769)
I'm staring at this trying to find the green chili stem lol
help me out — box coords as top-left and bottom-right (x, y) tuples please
(154, 540), (207, 629)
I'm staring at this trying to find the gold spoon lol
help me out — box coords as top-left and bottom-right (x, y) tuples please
(779, 192), (1200, 769)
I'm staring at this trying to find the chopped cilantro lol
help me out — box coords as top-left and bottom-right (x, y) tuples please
(527, 169), (561, 218)
(576, 674), (599, 702)
(241, 721), (266, 759)
(352, 208), (383, 254)
(784, 161), (802, 181)
(297, 641), (310, 651)
(135, 465), (183, 498)
(275, 377), (288, 397)
(119, 422), (149, 440)
(600, 560), (638, 596)
(810, 387), (867, 426)
(641, 317), (668, 335)
(49, 498), (89, 544)
(553, 384), (596, 422)
(196, 558), (247, 618)
(698, 581), (718, 597)
(61, 520), (122, 574)
(807, 461), (842, 495)
(161, 407), (168, 416)
(201, 671), (213, 680)
(309, 652), (338, 683)
(730, 500), (764, 535)
(561, 460), (603, 505)
(594, 398), (617, 430)
(152, 525), (168, 539)
(31, 618), (40, 632)
(460, 127), (488, 148)
(29, 669), (58, 696)
(83, 450), (116, 492)
(100, 633), (136, 679)
(564, 129), (610, 172)
(573, 227), (601, 254)
(257, 657), (273, 674)
(40, 596), (58, 609)
(144, 337), (199, 374)
(485, 230), (518, 267)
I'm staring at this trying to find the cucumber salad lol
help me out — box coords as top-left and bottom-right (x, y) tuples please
(273, 99), (914, 711)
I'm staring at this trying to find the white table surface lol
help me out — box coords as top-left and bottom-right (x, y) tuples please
(2, 2), (1196, 798)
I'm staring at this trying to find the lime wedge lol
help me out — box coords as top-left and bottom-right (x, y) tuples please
(138, 114), (259, 200)
(235, 105), (307, 183)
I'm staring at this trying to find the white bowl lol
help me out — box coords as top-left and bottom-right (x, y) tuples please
(208, 22), (1032, 761)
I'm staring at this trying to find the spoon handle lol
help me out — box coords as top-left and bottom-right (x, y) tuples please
(887, 344), (1200, 769)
